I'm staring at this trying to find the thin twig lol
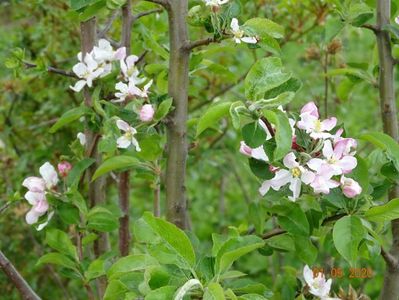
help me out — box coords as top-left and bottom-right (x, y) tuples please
(23, 61), (77, 78)
(132, 8), (163, 23)
(360, 23), (379, 34)
(262, 228), (286, 240)
(184, 36), (223, 51)
(97, 10), (120, 39)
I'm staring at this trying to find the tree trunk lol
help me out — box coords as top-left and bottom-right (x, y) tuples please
(165, 0), (190, 229)
(0, 250), (41, 300)
(377, 1), (399, 299)
(80, 18), (109, 297)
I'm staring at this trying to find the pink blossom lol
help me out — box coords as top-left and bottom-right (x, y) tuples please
(309, 164), (340, 194)
(300, 101), (319, 118)
(259, 152), (315, 201)
(140, 104), (155, 122)
(340, 176), (362, 198)
(58, 161), (72, 178)
(239, 141), (268, 161)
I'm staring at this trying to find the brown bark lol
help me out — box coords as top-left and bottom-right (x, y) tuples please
(0, 250), (41, 300)
(376, 1), (399, 299)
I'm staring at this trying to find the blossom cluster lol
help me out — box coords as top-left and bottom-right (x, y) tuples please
(240, 102), (362, 201)
(303, 265), (340, 300)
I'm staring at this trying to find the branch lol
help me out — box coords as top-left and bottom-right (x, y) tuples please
(262, 228), (286, 240)
(0, 251), (41, 300)
(381, 247), (399, 270)
(321, 213), (346, 226)
(360, 23), (379, 34)
(23, 61), (77, 78)
(260, 116), (275, 137)
(132, 8), (163, 23)
(184, 36), (222, 51)
(144, 0), (169, 8)
(97, 10), (120, 39)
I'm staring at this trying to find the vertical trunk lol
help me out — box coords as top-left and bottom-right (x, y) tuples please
(377, 1), (399, 299)
(165, 0), (190, 229)
(118, 0), (132, 257)
(80, 18), (109, 297)
(0, 251), (41, 300)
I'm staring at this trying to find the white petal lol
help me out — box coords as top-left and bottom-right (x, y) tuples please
(22, 177), (46, 193)
(116, 119), (131, 132)
(131, 137), (141, 152)
(70, 80), (86, 92)
(322, 140), (334, 158)
(283, 152), (298, 169)
(116, 136), (131, 149)
(39, 162), (59, 188)
(231, 18), (240, 32)
(72, 63), (87, 77)
(25, 208), (42, 225)
(259, 180), (271, 196)
(24, 191), (45, 206)
(37, 211), (54, 231)
(241, 36), (257, 44)
(77, 132), (86, 145)
(270, 169), (292, 190)
(288, 178), (301, 201)
(303, 265), (314, 286)
(251, 146), (268, 161)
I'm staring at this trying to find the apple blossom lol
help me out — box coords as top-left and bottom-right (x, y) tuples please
(70, 52), (105, 92)
(309, 164), (340, 195)
(77, 132), (86, 146)
(259, 152), (315, 201)
(39, 162), (59, 189)
(58, 161), (72, 178)
(116, 119), (141, 151)
(303, 265), (341, 300)
(204, 0), (229, 8)
(239, 141), (268, 161)
(308, 140), (357, 176)
(396, 16), (399, 25)
(120, 55), (145, 83)
(139, 104), (155, 122)
(230, 18), (257, 44)
(297, 102), (337, 139)
(340, 175), (362, 198)
(92, 39), (126, 64)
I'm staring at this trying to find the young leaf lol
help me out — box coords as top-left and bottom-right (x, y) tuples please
(154, 97), (173, 121)
(103, 280), (128, 300)
(364, 198), (399, 223)
(145, 286), (177, 300)
(203, 283), (225, 300)
(244, 18), (284, 39)
(272, 203), (309, 236)
(92, 156), (140, 181)
(196, 102), (231, 136)
(107, 254), (159, 280)
(66, 158), (96, 187)
(49, 106), (91, 133)
(46, 229), (78, 261)
(143, 212), (196, 269)
(242, 122), (267, 148)
(85, 258), (105, 281)
(245, 57), (291, 101)
(333, 216), (365, 265)
(249, 92), (295, 111)
(87, 207), (119, 232)
(37, 253), (78, 271)
(174, 279), (203, 300)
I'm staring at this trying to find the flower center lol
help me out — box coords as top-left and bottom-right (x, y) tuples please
(291, 167), (301, 178)
(314, 119), (322, 132)
(234, 30), (244, 39)
(124, 131), (133, 139)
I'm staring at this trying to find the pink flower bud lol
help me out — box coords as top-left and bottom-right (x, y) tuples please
(57, 161), (72, 178)
(340, 176), (362, 198)
(239, 141), (252, 157)
(139, 104), (155, 122)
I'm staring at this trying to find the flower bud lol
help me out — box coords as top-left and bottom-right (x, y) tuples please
(57, 161), (72, 178)
(139, 104), (155, 122)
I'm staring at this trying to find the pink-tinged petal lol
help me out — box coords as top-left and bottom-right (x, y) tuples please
(58, 161), (72, 177)
(33, 199), (49, 214)
(259, 180), (271, 196)
(39, 162), (59, 189)
(116, 119), (131, 132)
(301, 102), (319, 118)
(283, 152), (298, 169)
(22, 177), (46, 193)
(126, 55), (139, 68)
(303, 265), (314, 286)
(341, 176), (362, 198)
(322, 140), (334, 158)
(241, 36), (257, 44)
(288, 178), (301, 201)
(114, 47), (126, 60)
(297, 113), (317, 132)
(24, 191), (45, 206)
(321, 117), (337, 131)
(337, 156), (357, 173)
(239, 141), (252, 157)
(251, 146), (268, 161)
(139, 104), (155, 122)
(301, 170), (315, 185)
(25, 209), (42, 225)
(307, 158), (324, 172)
(270, 169), (291, 190)
(70, 80), (86, 92)
(116, 136), (131, 149)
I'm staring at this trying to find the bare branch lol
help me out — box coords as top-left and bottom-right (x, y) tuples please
(97, 10), (120, 38)
(132, 8), (163, 23)
(144, 0), (169, 7)
(360, 23), (379, 34)
(184, 36), (222, 51)
(262, 228), (286, 240)
(0, 251), (41, 300)
(23, 61), (77, 78)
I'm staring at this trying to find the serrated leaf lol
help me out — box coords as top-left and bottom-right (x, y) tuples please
(46, 229), (78, 261)
(364, 198), (399, 223)
(92, 156), (139, 181)
(49, 106), (92, 133)
(107, 254), (159, 279)
(87, 207), (118, 232)
(66, 158), (96, 187)
(37, 253), (78, 271)
(242, 122), (267, 148)
(196, 102), (231, 136)
(203, 282), (225, 300)
(245, 18), (284, 39)
(155, 97), (173, 121)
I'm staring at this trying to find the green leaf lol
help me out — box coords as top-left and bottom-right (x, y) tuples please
(272, 203), (309, 236)
(265, 234), (295, 252)
(143, 212), (196, 269)
(145, 286), (177, 300)
(107, 254), (159, 279)
(263, 77), (302, 99)
(37, 253), (78, 271)
(244, 18), (284, 39)
(49, 106), (91, 133)
(103, 280), (128, 300)
(66, 189), (88, 215)
(245, 58), (291, 101)
(204, 283), (225, 300)
(58, 202), (80, 225)
(333, 216), (365, 264)
(348, 2), (373, 27)
(364, 198), (399, 223)
(85, 258), (105, 281)
(248, 158), (274, 180)
(294, 236), (317, 265)
(87, 207), (119, 232)
(242, 122), (267, 148)
(361, 132), (399, 171)
(327, 68), (375, 85)
(215, 235), (264, 276)
(70, 0), (101, 10)
(229, 101), (246, 129)
(263, 110), (292, 161)
(196, 102), (231, 136)
(154, 97), (173, 121)
(249, 92), (295, 111)
(92, 156), (140, 181)
(66, 158), (96, 187)
(46, 229), (78, 260)
(348, 156), (369, 196)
